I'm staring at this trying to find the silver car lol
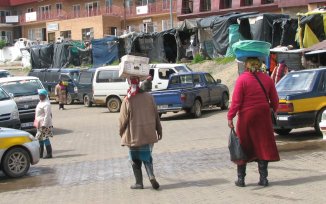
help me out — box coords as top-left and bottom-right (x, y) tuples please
(0, 128), (40, 178)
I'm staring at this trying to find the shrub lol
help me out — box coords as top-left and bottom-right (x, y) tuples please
(192, 54), (205, 64)
(215, 57), (236, 65)
(0, 40), (6, 49)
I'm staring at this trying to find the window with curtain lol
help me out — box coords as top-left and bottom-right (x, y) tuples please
(220, 0), (232, 9)
(200, 0), (211, 12)
(241, 0), (253, 7)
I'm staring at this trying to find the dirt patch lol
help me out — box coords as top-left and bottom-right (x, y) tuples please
(187, 60), (238, 96)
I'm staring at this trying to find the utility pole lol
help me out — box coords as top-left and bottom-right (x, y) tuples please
(170, 0), (173, 29)
(123, 0), (127, 30)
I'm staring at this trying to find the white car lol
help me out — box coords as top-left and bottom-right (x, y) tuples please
(319, 110), (326, 140)
(92, 66), (129, 112)
(0, 128), (40, 178)
(149, 64), (192, 90)
(0, 87), (20, 129)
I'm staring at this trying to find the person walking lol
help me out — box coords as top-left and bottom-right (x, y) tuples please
(271, 60), (288, 84)
(35, 89), (53, 159)
(140, 75), (153, 92)
(227, 57), (280, 187)
(55, 80), (67, 110)
(119, 76), (162, 190)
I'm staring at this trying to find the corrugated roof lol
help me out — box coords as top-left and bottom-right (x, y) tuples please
(304, 40), (326, 52)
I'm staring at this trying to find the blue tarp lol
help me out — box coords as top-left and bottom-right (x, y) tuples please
(92, 36), (119, 67)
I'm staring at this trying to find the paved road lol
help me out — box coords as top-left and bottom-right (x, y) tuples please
(0, 104), (326, 204)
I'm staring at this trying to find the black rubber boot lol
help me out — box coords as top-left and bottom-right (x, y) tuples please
(44, 144), (53, 159)
(39, 142), (44, 158)
(144, 162), (160, 190)
(235, 164), (246, 187)
(258, 160), (269, 187)
(131, 160), (144, 189)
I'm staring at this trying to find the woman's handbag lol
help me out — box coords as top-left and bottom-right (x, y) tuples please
(228, 128), (247, 161)
(253, 73), (277, 126)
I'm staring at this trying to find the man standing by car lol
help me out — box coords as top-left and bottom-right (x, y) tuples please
(119, 76), (162, 190)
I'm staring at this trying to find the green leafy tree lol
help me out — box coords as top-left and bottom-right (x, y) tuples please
(0, 40), (6, 49)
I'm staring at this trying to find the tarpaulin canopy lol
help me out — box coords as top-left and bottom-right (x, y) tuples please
(52, 43), (70, 68)
(92, 36), (119, 67)
(177, 18), (201, 31)
(30, 44), (53, 69)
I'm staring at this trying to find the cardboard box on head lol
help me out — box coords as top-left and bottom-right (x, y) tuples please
(119, 55), (150, 80)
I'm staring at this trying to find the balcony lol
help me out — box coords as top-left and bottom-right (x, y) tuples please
(278, 0), (308, 8)
(19, 6), (124, 24)
(125, 1), (177, 18)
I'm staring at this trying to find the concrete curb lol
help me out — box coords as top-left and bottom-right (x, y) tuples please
(277, 139), (326, 152)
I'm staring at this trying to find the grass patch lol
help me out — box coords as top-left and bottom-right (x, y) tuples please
(110, 60), (120, 65)
(215, 57), (236, 65)
(192, 54), (205, 64)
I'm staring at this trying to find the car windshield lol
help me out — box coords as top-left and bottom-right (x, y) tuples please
(0, 88), (11, 101)
(1, 79), (43, 97)
(69, 71), (80, 82)
(276, 72), (316, 92)
(175, 66), (191, 73)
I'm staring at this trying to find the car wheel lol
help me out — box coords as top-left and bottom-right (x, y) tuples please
(314, 108), (326, 135)
(84, 95), (92, 107)
(220, 92), (229, 110)
(274, 128), (292, 136)
(192, 99), (202, 118)
(107, 97), (121, 112)
(2, 148), (30, 178)
(66, 93), (73, 105)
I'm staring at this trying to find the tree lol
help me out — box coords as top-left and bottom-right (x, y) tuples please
(0, 40), (6, 49)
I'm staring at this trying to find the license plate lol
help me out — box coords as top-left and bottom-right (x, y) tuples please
(157, 105), (168, 109)
(21, 122), (34, 128)
(278, 116), (288, 121)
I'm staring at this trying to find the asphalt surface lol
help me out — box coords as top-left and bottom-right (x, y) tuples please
(0, 104), (326, 204)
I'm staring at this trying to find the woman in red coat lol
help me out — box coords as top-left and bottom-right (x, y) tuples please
(227, 57), (280, 187)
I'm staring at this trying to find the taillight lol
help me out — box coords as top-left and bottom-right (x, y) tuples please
(180, 93), (186, 102)
(277, 103), (294, 113)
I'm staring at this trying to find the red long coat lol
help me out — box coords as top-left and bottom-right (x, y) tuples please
(227, 71), (280, 164)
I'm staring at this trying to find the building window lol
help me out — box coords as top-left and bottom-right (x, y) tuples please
(106, 0), (113, 12)
(28, 28), (43, 41)
(241, 0), (253, 7)
(162, 0), (170, 10)
(220, 0), (232, 9)
(60, 30), (71, 39)
(136, 0), (153, 6)
(182, 0), (193, 14)
(261, 0), (274, 4)
(38, 5), (51, 20)
(56, 3), (63, 16)
(82, 28), (94, 41)
(0, 31), (13, 44)
(0, 10), (11, 23)
(85, 2), (100, 17)
(27, 8), (34, 13)
(200, 0), (211, 12)
(73, 4), (81, 18)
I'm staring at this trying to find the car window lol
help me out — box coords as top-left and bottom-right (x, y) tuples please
(0, 71), (10, 78)
(193, 74), (203, 84)
(60, 74), (70, 81)
(45, 72), (60, 82)
(69, 71), (80, 82)
(159, 68), (175, 80)
(277, 72), (316, 92)
(96, 70), (125, 83)
(79, 72), (93, 84)
(149, 69), (154, 78)
(204, 74), (216, 85)
(318, 71), (326, 92)
(174, 66), (190, 73)
(0, 87), (10, 101)
(1, 79), (43, 97)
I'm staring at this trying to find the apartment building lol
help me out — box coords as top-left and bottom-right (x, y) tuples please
(0, 0), (178, 43)
(177, 0), (326, 20)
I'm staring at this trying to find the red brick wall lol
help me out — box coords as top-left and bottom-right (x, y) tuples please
(0, 0), (10, 7)
(10, 0), (38, 6)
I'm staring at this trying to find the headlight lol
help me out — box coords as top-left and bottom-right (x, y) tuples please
(10, 110), (20, 120)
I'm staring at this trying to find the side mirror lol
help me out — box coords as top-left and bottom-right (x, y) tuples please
(216, 79), (221, 84)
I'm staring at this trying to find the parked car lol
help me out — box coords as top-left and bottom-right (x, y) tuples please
(28, 68), (80, 104)
(92, 66), (129, 112)
(0, 128), (39, 178)
(77, 68), (97, 107)
(149, 64), (192, 90)
(0, 76), (44, 131)
(0, 70), (11, 78)
(151, 72), (229, 118)
(275, 67), (326, 135)
(319, 110), (326, 139)
(0, 87), (20, 129)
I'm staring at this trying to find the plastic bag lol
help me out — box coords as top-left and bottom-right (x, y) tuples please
(228, 128), (247, 161)
(232, 40), (271, 61)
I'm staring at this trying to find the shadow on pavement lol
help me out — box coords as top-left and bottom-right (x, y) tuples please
(160, 178), (228, 190)
(161, 108), (227, 121)
(53, 127), (73, 136)
(270, 174), (326, 186)
(53, 154), (86, 159)
(276, 130), (321, 142)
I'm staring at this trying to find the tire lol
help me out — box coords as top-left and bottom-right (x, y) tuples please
(314, 108), (326, 135)
(192, 99), (202, 118)
(107, 97), (121, 112)
(2, 148), (31, 178)
(274, 128), (292, 136)
(66, 93), (73, 105)
(220, 92), (229, 110)
(83, 95), (92, 107)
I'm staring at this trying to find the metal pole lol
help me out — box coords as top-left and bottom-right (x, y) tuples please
(170, 0), (173, 28)
(123, 0), (126, 30)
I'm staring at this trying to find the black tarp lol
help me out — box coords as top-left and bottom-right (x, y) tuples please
(30, 44), (54, 69)
(300, 14), (326, 42)
(92, 36), (119, 67)
(52, 43), (70, 68)
(210, 12), (258, 55)
(272, 18), (298, 48)
(238, 13), (290, 48)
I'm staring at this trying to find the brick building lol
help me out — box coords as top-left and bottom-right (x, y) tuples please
(0, 0), (177, 43)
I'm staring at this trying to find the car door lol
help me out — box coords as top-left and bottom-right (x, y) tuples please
(204, 73), (221, 105)
(77, 71), (93, 101)
(193, 74), (210, 106)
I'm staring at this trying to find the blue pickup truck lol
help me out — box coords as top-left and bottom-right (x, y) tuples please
(151, 72), (229, 118)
